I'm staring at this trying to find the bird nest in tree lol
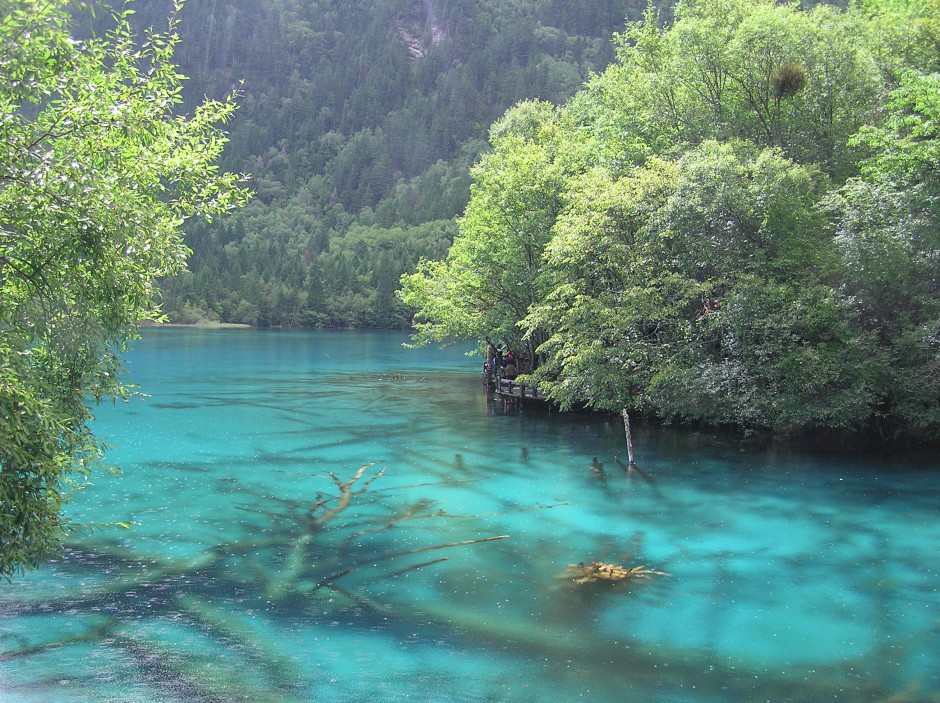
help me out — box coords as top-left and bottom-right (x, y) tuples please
(562, 561), (669, 585)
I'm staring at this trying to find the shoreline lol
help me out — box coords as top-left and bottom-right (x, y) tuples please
(141, 321), (253, 329)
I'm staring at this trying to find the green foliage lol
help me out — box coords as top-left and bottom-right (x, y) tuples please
(829, 68), (940, 436)
(603, 0), (882, 179)
(649, 279), (885, 433)
(407, 0), (940, 441)
(657, 141), (832, 281)
(858, 0), (940, 77)
(400, 100), (570, 358)
(0, 0), (248, 576)
(525, 140), (855, 432)
(523, 158), (687, 411)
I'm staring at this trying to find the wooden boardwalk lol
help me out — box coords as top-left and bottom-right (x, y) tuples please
(493, 377), (550, 402)
(482, 360), (551, 407)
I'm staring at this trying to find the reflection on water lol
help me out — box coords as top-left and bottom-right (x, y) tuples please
(1, 329), (938, 702)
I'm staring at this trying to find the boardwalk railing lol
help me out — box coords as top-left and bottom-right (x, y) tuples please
(496, 377), (548, 401)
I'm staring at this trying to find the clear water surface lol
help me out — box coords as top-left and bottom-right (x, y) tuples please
(1, 329), (937, 702)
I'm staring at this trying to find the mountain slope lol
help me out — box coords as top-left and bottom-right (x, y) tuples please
(120, 0), (663, 326)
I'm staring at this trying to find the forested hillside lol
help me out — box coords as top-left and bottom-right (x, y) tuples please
(111, 0), (660, 326)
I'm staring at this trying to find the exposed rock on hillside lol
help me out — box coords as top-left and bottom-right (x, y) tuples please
(396, 0), (445, 59)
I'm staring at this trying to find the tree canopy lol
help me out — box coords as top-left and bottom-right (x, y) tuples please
(401, 0), (940, 443)
(0, 0), (249, 577)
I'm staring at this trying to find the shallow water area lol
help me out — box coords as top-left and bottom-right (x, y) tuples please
(1, 329), (938, 702)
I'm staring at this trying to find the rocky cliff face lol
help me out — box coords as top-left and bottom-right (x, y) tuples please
(396, 0), (446, 60)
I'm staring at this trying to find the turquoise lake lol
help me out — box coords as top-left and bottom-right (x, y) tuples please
(1, 328), (938, 702)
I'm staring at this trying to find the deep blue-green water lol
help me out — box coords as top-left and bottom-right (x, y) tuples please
(1, 329), (938, 702)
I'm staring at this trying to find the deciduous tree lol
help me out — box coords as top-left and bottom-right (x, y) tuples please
(0, 0), (249, 577)
(400, 101), (569, 360)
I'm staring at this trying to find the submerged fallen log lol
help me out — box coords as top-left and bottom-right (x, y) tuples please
(364, 593), (891, 703)
(1, 465), (898, 703)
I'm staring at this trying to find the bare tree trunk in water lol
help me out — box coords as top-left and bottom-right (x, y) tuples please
(622, 409), (636, 466)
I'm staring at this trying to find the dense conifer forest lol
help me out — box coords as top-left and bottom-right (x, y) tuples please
(116, 0), (658, 327)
